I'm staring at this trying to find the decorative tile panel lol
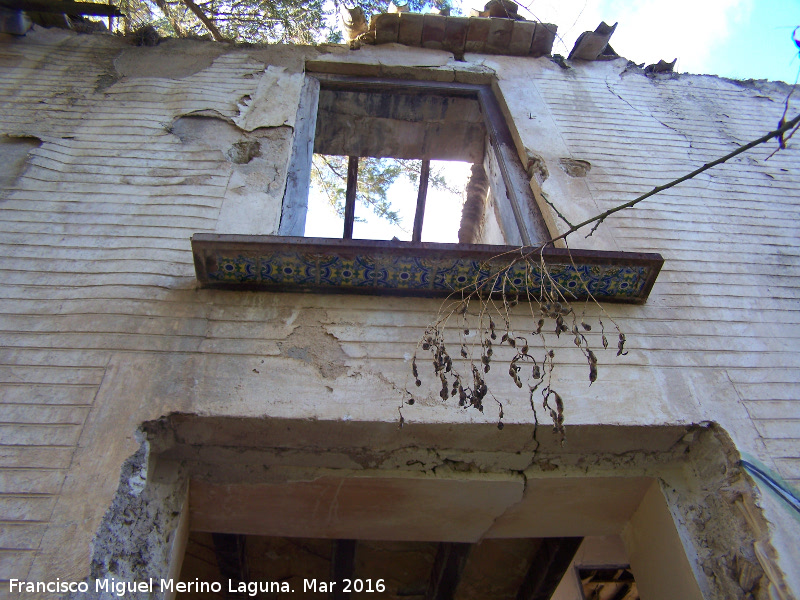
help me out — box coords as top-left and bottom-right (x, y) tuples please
(192, 235), (664, 304)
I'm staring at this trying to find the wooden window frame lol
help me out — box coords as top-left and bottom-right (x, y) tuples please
(278, 75), (551, 247)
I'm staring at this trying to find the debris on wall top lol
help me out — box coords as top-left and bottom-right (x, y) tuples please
(568, 21), (619, 61)
(351, 0), (557, 58)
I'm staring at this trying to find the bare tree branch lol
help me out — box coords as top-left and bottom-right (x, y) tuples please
(181, 0), (225, 41)
(546, 112), (800, 245)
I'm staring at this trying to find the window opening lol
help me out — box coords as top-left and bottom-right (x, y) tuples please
(306, 155), (472, 243)
(305, 77), (539, 245)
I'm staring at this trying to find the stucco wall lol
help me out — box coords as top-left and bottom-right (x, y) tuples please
(0, 27), (798, 598)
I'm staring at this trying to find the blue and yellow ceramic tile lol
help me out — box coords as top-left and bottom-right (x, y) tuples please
(205, 246), (654, 300)
(261, 251), (315, 285)
(536, 263), (590, 298)
(321, 254), (376, 287)
(308, 254), (340, 285)
(434, 258), (496, 292)
(601, 266), (645, 297)
(487, 259), (545, 294)
(210, 253), (258, 282)
(378, 255), (436, 289)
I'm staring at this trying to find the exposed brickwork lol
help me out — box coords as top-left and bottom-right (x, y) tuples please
(361, 12), (557, 57)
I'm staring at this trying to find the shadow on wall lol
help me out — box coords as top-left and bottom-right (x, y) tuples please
(0, 135), (41, 194)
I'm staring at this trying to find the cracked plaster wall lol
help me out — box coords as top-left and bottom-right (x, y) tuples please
(0, 28), (799, 600)
(86, 418), (773, 600)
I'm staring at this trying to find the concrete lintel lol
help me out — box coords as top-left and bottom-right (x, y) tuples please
(190, 472), (525, 542)
(162, 414), (690, 456)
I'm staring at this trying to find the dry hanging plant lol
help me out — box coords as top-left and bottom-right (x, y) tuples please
(400, 110), (800, 442)
(401, 243), (626, 444)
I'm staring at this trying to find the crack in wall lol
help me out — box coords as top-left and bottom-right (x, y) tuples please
(606, 76), (696, 153)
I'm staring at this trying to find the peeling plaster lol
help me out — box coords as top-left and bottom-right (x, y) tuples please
(113, 39), (228, 79)
(233, 65), (303, 131)
(277, 324), (350, 381)
(525, 150), (549, 183)
(84, 418), (783, 599)
(559, 158), (591, 178)
(69, 442), (187, 600)
(169, 114), (292, 234)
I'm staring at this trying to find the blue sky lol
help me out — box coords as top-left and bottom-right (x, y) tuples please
(464, 0), (800, 83)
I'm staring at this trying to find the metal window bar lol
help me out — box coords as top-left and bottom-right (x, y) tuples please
(412, 159), (430, 243)
(342, 156), (358, 239)
(341, 157), (431, 242)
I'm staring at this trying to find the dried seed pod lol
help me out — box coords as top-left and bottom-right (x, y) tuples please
(415, 379), (421, 387)
(521, 345), (529, 354)
(508, 337), (516, 348)
(581, 322), (592, 331)
(398, 415), (404, 428)
(461, 347), (468, 358)
(602, 335), (609, 349)
(407, 398), (415, 405)
(532, 365), (541, 379)
(464, 328), (470, 335)
(497, 421), (504, 430)
(554, 391), (563, 413)
(617, 333), (628, 356)
(412, 357), (418, 378)
(422, 342), (430, 350)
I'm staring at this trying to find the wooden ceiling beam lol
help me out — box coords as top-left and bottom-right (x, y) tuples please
(516, 537), (583, 600)
(211, 533), (250, 600)
(426, 542), (471, 600)
(331, 539), (357, 600)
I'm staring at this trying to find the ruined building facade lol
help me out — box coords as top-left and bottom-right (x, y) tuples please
(0, 13), (799, 600)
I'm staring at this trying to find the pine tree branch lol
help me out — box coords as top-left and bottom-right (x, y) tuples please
(181, 0), (225, 41)
(547, 112), (800, 245)
(153, 0), (184, 36)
